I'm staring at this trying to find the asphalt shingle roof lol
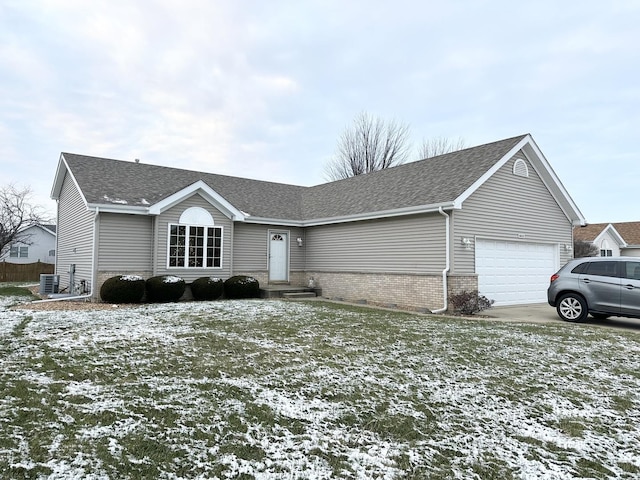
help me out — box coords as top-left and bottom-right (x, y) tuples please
(63, 154), (307, 220)
(574, 222), (640, 246)
(62, 134), (527, 222)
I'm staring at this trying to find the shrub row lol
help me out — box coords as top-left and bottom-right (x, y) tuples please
(100, 275), (259, 304)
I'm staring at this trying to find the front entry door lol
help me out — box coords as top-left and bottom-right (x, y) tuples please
(269, 232), (288, 282)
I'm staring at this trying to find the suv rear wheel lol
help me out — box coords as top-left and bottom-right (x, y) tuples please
(557, 293), (588, 322)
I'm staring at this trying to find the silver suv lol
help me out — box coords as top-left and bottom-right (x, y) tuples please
(548, 256), (640, 322)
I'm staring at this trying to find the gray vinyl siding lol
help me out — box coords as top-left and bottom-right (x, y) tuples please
(233, 223), (305, 272)
(154, 193), (233, 281)
(452, 152), (574, 274)
(56, 173), (95, 291)
(305, 214), (446, 274)
(98, 213), (153, 270)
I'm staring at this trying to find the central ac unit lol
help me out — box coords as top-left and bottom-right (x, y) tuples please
(39, 274), (60, 295)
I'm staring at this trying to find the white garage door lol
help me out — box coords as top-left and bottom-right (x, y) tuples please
(476, 239), (559, 306)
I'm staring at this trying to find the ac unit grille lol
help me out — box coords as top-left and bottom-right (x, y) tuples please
(39, 274), (60, 295)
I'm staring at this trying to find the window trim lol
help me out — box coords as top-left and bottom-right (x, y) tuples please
(167, 223), (223, 269)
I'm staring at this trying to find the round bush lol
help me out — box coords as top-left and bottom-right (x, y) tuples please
(191, 276), (224, 301)
(224, 275), (260, 299)
(100, 275), (146, 303)
(145, 275), (186, 303)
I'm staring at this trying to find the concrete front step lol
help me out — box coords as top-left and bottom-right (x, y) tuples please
(260, 286), (322, 299)
(281, 291), (317, 299)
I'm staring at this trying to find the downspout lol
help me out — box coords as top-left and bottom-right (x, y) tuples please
(431, 207), (450, 314)
(89, 206), (99, 298)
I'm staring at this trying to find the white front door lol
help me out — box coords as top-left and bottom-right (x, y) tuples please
(269, 232), (289, 282)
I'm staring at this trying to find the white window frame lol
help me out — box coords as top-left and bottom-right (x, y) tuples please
(167, 223), (223, 269)
(600, 239), (613, 257)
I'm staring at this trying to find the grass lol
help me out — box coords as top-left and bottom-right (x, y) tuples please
(1, 292), (640, 479)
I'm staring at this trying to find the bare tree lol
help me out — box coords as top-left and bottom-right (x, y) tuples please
(418, 136), (466, 159)
(324, 112), (412, 181)
(573, 240), (599, 258)
(0, 184), (45, 258)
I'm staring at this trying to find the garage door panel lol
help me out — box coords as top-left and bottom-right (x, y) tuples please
(476, 239), (558, 306)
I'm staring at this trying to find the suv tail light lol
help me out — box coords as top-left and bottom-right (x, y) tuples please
(550, 273), (559, 283)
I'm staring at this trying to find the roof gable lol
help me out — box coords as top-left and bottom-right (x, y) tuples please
(148, 180), (245, 220)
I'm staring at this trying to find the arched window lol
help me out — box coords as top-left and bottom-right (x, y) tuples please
(168, 207), (222, 268)
(600, 239), (612, 257)
(179, 207), (214, 225)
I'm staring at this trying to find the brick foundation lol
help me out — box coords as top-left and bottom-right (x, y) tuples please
(305, 271), (445, 312)
(447, 274), (479, 297)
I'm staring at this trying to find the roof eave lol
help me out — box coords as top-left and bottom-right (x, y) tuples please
(300, 202), (457, 227)
(50, 153), (68, 200)
(86, 203), (150, 215)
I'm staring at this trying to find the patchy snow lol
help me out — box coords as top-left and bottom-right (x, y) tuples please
(102, 195), (128, 205)
(119, 275), (144, 282)
(1, 296), (640, 479)
(162, 275), (184, 284)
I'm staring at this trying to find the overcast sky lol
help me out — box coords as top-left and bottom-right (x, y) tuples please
(1, 0), (638, 223)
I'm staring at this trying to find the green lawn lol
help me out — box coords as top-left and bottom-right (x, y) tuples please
(1, 293), (640, 479)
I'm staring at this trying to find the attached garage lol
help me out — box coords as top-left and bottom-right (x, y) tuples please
(476, 239), (559, 306)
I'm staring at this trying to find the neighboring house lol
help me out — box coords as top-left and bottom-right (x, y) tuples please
(50, 134), (585, 308)
(574, 222), (640, 257)
(0, 224), (56, 264)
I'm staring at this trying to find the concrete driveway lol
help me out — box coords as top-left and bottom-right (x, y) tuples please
(486, 303), (640, 332)
(487, 303), (559, 324)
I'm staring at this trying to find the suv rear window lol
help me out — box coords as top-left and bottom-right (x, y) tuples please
(571, 262), (589, 274)
(584, 261), (619, 277)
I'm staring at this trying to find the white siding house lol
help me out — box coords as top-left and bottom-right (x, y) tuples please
(50, 134), (585, 310)
(1, 224), (56, 264)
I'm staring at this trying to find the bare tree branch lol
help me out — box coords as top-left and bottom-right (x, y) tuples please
(324, 112), (411, 181)
(0, 184), (45, 258)
(418, 136), (466, 159)
(573, 240), (599, 258)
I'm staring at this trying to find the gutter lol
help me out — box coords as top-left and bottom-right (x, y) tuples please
(431, 207), (450, 314)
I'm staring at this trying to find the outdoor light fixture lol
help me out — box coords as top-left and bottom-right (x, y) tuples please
(296, 237), (303, 247)
(461, 237), (472, 249)
(564, 244), (573, 252)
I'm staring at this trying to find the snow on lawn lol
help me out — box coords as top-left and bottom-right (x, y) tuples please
(1, 297), (640, 479)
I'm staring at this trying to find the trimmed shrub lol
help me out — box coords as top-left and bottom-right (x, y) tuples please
(145, 275), (186, 303)
(191, 276), (224, 301)
(449, 290), (494, 315)
(224, 275), (260, 299)
(100, 275), (145, 303)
